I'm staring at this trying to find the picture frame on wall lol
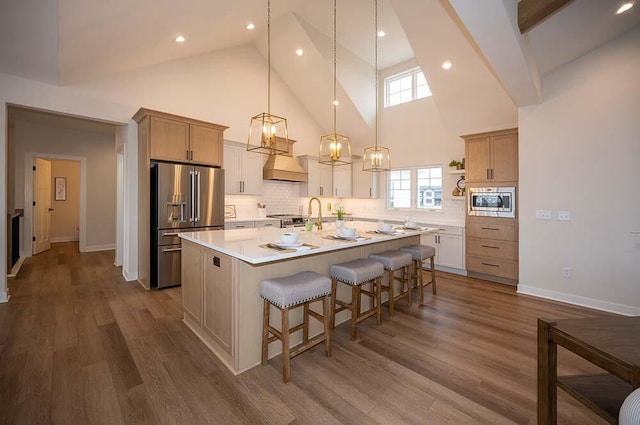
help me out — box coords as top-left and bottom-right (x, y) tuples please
(55, 177), (66, 201)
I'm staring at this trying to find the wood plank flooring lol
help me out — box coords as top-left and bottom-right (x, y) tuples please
(0, 242), (613, 424)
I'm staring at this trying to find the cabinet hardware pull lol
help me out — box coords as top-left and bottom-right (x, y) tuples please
(186, 150), (190, 160)
(369, 188), (372, 197)
(481, 262), (499, 267)
(264, 224), (273, 226)
(481, 245), (499, 249)
(236, 225), (245, 228)
(490, 168), (494, 179)
(481, 227), (500, 231)
(487, 169), (490, 180)
(162, 248), (182, 253)
(163, 232), (180, 237)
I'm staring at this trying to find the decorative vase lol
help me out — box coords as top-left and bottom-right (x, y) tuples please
(335, 219), (345, 229)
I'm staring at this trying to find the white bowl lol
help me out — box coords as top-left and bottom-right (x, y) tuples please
(378, 223), (393, 232)
(341, 227), (356, 237)
(280, 232), (299, 244)
(405, 221), (418, 228)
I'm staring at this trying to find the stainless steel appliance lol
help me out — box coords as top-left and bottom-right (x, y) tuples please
(151, 162), (224, 288)
(266, 214), (306, 228)
(468, 186), (516, 218)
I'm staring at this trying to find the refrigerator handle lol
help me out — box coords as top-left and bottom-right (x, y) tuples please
(189, 170), (195, 222)
(195, 171), (201, 223)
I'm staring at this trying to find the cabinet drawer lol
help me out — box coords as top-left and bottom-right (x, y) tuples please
(255, 220), (280, 228)
(225, 221), (254, 229)
(466, 255), (518, 280)
(466, 220), (517, 241)
(466, 237), (518, 261)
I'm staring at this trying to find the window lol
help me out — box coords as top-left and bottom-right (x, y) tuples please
(384, 67), (432, 108)
(386, 166), (442, 210)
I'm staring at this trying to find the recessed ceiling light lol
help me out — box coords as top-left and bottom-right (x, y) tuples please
(377, 30), (386, 37)
(616, 2), (634, 14)
(333, 100), (339, 106)
(442, 61), (452, 70)
(296, 48), (304, 56)
(246, 23), (255, 30)
(175, 35), (185, 43)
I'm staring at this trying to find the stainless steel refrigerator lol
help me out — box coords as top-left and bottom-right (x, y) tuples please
(150, 162), (224, 288)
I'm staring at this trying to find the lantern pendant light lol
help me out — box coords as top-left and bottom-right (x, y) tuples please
(362, 0), (391, 172)
(247, 0), (290, 155)
(319, 0), (352, 166)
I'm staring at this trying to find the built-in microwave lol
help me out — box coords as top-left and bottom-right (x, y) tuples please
(468, 187), (516, 218)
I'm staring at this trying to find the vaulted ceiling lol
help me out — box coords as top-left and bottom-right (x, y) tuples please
(1, 0), (638, 141)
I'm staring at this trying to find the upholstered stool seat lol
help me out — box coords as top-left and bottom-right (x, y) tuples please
(260, 271), (332, 383)
(330, 259), (384, 340)
(368, 250), (413, 315)
(400, 244), (437, 301)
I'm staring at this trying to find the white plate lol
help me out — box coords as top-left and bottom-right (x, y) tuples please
(404, 225), (421, 230)
(274, 240), (304, 248)
(376, 229), (396, 234)
(333, 233), (358, 240)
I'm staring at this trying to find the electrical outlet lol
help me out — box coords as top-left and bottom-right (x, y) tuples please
(562, 267), (572, 278)
(536, 210), (552, 220)
(558, 211), (571, 221)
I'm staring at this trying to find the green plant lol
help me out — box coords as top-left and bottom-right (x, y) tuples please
(448, 160), (461, 168)
(336, 206), (345, 220)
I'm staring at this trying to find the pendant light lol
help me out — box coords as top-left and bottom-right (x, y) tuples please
(247, 0), (289, 155)
(362, 0), (391, 172)
(319, 0), (352, 166)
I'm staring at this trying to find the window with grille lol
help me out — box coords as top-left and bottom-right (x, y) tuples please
(384, 67), (432, 108)
(386, 166), (442, 210)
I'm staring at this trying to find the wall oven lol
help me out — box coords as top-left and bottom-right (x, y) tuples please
(468, 187), (516, 218)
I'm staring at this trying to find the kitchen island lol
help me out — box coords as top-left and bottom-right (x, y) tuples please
(178, 221), (435, 374)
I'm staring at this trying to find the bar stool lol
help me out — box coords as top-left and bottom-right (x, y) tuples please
(368, 250), (413, 315)
(330, 259), (384, 340)
(400, 244), (437, 302)
(260, 271), (332, 383)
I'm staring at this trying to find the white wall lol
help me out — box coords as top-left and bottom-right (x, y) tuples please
(518, 27), (640, 314)
(13, 121), (116, 249)
(50, 159), (80, 242)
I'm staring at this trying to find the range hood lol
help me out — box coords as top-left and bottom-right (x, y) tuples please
(262, 138), (308, 182)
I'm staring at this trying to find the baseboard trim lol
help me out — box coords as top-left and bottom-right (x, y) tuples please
(0, 291), (9, 303)
(7, 257), (26, 278)
(517, 285), (640, 316)
(81, 244), (115, 253)
(122, 268), (137, 282)
(51, 236), (79, 243)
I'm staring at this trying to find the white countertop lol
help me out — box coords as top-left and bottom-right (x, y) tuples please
(224, 216), (280, 223)
(179, 220), (436, 265)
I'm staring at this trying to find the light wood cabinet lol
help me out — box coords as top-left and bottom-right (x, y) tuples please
(181, 240), (203, 325)
(223, 141), (264, 195)
(298, 156), (333, 197)
(466, 217), (518, 282)
(134, 108), (227, 167)
(203, 249), (233, 355)
(181, 240), (234, 360)
(462, 128), (518, 183)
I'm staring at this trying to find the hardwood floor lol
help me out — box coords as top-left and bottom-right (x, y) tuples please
(0, 242), (613, 425)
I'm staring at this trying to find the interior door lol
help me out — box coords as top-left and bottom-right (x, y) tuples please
(33, 158), (52, 255)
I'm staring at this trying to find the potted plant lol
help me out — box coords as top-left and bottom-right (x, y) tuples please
(335, 206), (345, 229)
(449, 159), (464, 170)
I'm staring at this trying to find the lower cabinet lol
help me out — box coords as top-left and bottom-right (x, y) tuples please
(203, 249), (232, 355)
(225, 219), (280, 230)
(465, 217), (518, 281)
(181, 240), (234, 358)
(420, 226), (465, 271)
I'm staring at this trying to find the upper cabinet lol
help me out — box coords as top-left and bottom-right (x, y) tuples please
(333, 165), (352, 198)
(462, 128), (518, 183)
(223, 141), (264, 195)
(134, 108), (227, 167)
(352, 157), (380, 199)
(298, 156), (333, 197)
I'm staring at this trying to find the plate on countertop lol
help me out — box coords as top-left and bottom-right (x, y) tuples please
(332, 233), (359, 240)
(375, 229), (397, 234)
(272, 240), (304, 248)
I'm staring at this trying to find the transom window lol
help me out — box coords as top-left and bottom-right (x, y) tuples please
(387, 166), (442, 210)
(384, 67), (432, 108)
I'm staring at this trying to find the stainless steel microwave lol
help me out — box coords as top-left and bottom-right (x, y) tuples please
(468, 187), (516, 218)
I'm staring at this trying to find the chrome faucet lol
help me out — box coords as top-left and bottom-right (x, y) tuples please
(308, 197), (322, 230)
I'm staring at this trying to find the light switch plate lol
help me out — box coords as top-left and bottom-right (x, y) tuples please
(536, 210), (552, 220)
(558, 211), (570, 221)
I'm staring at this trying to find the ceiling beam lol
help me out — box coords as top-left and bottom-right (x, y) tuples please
(518, 0), (575, 33)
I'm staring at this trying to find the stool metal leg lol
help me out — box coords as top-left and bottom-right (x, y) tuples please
(261, 299), (270, 365)
(281, 307), (291, 383)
